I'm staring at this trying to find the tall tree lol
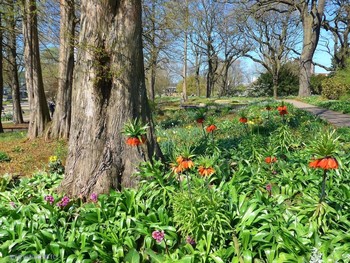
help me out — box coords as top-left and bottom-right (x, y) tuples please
(241, 7), (300, 98)
(231, 0), (326, 97)
(6, 0), (24, 124)
(0, 7), (4, 133)
(59, 0), (160, 197)
(216, 5), (247, 96)
(22, 0), (50, 138)
(142, 0), (171, 101)
(323, 0), (350, 70)
(182, 0), (189, 101)
(191, 0), (222, 97)
(47, 0), (75, 139)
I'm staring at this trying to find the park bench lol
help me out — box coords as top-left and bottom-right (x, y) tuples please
(2, 124), (29, 132)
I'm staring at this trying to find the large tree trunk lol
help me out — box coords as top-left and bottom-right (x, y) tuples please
(0, 11), (4, 133)
(195, 51), (201, 97)
(47, 0), (75, 139)
(149, 53), (156, 101)
(7, 0), (24, 124)
(22, 0), (51, 138)
(272, 73), (278, 99)
(148, 0), (156, 101)
(298, 1), (325, 97)
(59, 0), (160, 198)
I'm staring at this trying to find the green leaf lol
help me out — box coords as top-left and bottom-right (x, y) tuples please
(125, 248), (140, 263)
(209, 255), (224, 263)
(144, 248), (166, 263)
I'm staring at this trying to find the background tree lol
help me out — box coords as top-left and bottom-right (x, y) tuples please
(22, 0), (50, 138)
(142, 0), (171, 101)
(251, 60), (299, 97)
(59, 0), (160, 197)
(243, 0), (326, 97)
(323, 0), (350, 70)
(47, 0), (75, 139)
(240, 6), (300, 98)
(4, 0), (24, 124)
(192, 0), (221, 98)
(216, 6), (247, 96)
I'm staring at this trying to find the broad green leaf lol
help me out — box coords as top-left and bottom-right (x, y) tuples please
(125, 248), (140, 263)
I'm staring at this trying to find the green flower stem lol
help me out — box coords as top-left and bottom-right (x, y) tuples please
(320, 169), (327, 203)
(201, 123), (206, 137)
(185, 171), (192, 199)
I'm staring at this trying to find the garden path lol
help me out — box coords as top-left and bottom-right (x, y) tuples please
(283, 99), (350, 128)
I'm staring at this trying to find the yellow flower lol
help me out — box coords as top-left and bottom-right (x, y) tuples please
(49, 156), (58, 163)
(247, 121), (254, 125)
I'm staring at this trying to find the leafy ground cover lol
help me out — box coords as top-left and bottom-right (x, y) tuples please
(299, 95), (350, 114)
(1, 99), (350, 262)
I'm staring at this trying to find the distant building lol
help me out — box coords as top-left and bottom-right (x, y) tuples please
(165, 86), (177, 96)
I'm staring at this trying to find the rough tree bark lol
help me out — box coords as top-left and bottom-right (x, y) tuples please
(22, 0), (51, 138)
(298, 2), (325, 97)
(297, 1), (326, 97)
(7, 0), (24, 124)
(59, 0), (160, 198)
(46, 0), (75, 139)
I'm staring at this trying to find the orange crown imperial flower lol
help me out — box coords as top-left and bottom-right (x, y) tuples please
(279, 109), (288, 115)
(239, 117), (248, 123)
(196, 118), (205, 124)
(175, 155), (194, 170)
(171, 163), (184, 174)
(277, 105), (287, 111)
(181, 158), (194, 170)
(309, 157), (338, 170)
(265, 156), (277, 164)
(206, 124), (217, 133)
(126, 136), (146, 146)
(198, 166), (215, 177)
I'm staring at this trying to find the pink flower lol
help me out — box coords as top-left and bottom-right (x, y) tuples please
(186, 236), (196, 246)
(57, 196), (70, 207)
(45, 195), (55, 205)
(266, 184), (272, 192)
(152, 230), (165, 243)
(90, 193), (98, 203)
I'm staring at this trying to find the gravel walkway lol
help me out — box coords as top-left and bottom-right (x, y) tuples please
(283, 99), (350, 128)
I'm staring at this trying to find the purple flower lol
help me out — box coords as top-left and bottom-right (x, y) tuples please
(152, 230), (165, 243)
(186, 236), (196, 246)
(57, 196), (70, 207)
(90, 193), (98, 203)
(45, 195), (55, 205)
(9, 201), (16, 208)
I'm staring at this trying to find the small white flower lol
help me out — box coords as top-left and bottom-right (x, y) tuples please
(309, 247), (323, 263)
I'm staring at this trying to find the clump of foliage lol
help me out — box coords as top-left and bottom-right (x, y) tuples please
(321, 59), (350, 99)
(48, 155), (65, 174)
(0, 151), (11, 162)
(1, 100), (350, 262)
(310, 74), (327, 95)
(321, 77), (350, 99)
(249, 62), (299, 97)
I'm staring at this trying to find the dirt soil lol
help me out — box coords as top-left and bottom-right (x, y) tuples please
(0, 130), (67, 177)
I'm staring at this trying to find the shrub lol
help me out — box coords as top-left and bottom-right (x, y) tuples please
(310, 74), (327, 95)
(321, 77), (350, 99)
